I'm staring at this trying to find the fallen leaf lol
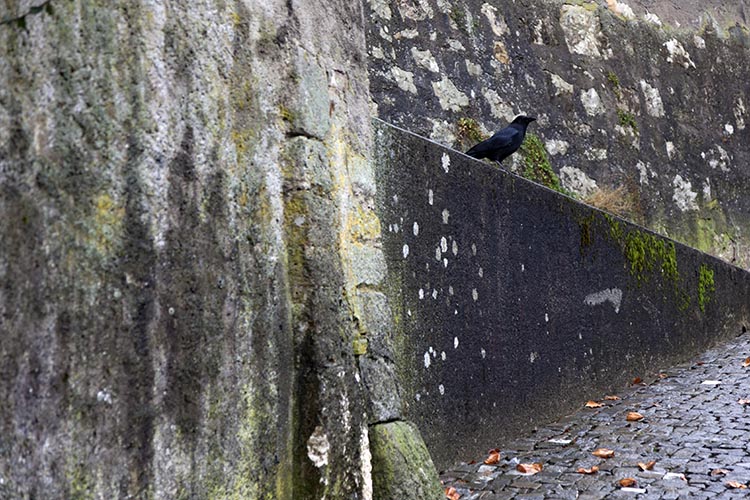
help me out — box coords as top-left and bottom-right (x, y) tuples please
(739, 399), (750, 405)
(658, 372), (668, 379)
(619, 478), (637, 487)
(711, 468), (730, 476)
(577, 466), (599, 474)
(638, 461), (656, 471)
(516, 463), (543, 475)
(445, 486), (461, 500)
(585, 400), (603, 408)
(484, 449), (500, 465)
(632, 377), (643, 385)
(605, 395), (621, 401)
(626, 412), (644, 422)
(695, 361), (704, 366)
(592, 448), (615, 459)
(743, 357), (750, 368)
(727, 480), (747, 489)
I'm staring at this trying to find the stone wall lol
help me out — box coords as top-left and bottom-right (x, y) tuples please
(0, 1), (444, 498)
(366, 0), (750, 269)
(374, 119), (750, 468)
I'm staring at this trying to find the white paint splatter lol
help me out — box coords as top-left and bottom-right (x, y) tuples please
(530, 352), (539, 363)
(441, 153), (451, 173)
(443, 258), (448, 268)
(448, 285), (454, 295)
(521, 263), (525, 272)
(584, 288), (623, 313)
(480, 348), (486, 359)
(415, 393), (421, 401)
(442, 209), (450, 224)
(413, 221), (419, 236)
(441, 351), (446, 361)
(419, 288), (425, 299)
(97, 389), (113, 405)
(478, 267), (483, 277)
(454, 337), (459, 349)
(545, 313), (549, 323)
(424, 352), (431, 368)
(441, 236), (448, 253)
(435, 247), (442, 261)
(472, 288), (478, 301)
(471, 243), (477, 256)
(452, 240), (458, 256)
(432, 289), (438, 299)
(438, 384), (445, 395)
(428, 189), (434, 205)
(402, 244), (409, 258)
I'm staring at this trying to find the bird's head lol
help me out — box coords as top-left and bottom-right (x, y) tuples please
(512, 115), (537, 126)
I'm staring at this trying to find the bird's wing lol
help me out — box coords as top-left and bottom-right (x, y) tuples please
(466, 127), (521, 156)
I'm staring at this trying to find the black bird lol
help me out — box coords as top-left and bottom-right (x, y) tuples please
(465, 115), (537, 165)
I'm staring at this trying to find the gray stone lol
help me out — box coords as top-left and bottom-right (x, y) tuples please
(370, 421), (444, 500)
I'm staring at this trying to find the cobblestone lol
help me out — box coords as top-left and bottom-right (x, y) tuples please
(441, 333), (750, 498)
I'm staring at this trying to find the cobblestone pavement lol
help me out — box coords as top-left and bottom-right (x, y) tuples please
(440, 333), (750, 499)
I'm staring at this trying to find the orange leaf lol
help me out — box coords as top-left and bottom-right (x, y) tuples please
(445, 486), (461, 500)
(739, 399), (750, 405)
(638, 461), (656, 471)
(585, 400), (603, 408)
(592, 448), (615, 458)
(516, 463), (543, 475)
(632, 377), (643, 385)
(604, 395), (620, 401)
(484, 450), (500, 465)
(619, 478), (637, 487)
(743, 357), (750, 368)
(626, 412), (644, 422)
(577, 465), (599, 474)
(711, 469), (730, 476)
(727, 481), (748, 489)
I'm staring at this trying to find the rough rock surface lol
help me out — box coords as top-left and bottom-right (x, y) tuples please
(0, 0), (421, 498)
(366, 0), (750, 269)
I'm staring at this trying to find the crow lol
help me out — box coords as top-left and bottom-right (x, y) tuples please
(465, 115), (537, 165)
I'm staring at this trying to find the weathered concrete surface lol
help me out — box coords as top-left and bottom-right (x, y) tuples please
(366, 0), (750, 269)
(373, 119), (750, 469)
(0, 1), (402, 497)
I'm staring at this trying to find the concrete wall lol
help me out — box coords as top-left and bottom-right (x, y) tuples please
(374, 119), (750, 468)
(366, 0), (750, 269)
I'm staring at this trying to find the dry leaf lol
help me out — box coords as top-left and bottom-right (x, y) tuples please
(619, 478), (637, 487)
(605, 395), (621, 401)
(727, 480), (747, 489)
(711, 469), (730, 476)
(592, 448), (615, 459)
(632, 377), (643, 385)
(739, 399), (750, 405)
(516, 463), (543, 475)
(658, 373), (668, 379)
(626, 412), (644, 422)
(743, 357), (750, 367)
(445, 486), (461, 500)
(577, 466), (599, 474)
(638, 461), (656, 471)
(484, 449), (500, 465)
(585, 400), (603, 408)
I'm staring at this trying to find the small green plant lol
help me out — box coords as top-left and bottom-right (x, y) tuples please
(606, 71), (622, 99)
(456, 117), (486, 145)
(520, 133), (570, 196)
(698, 264), (715, 312)
(617, 109), (638, 133)
(449, 6), (467, 32)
